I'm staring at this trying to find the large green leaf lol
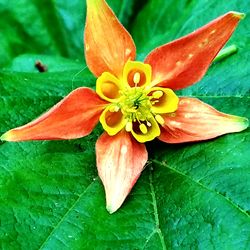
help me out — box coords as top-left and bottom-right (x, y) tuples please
(0, 0), (139, 67)
(1, 0), (250, 249)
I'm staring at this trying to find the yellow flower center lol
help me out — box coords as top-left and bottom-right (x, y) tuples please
(96, 61), (179, 143)
(118, 87), (152, 124)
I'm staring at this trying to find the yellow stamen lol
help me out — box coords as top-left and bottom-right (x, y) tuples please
(147, 121), (152, 127)
(125, 122), (133, 132)
(155, 115), (165, 125)
(133, 72), (140, 85)
(152, 90), (163, 99)
(139, 124), (148, 134)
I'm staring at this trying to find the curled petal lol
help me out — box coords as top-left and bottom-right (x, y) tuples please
(99, 108), (127, 136)
(96, 72), (122, 102)
(1, 88), (107, 141)
(123, 61), (152, 88)
(145, 12), (245, 90)
(148, 87), (179, 114)
(131, 117), (161, 143)
(159, 98), (249, 143)
(85, 0), (136, 78)
(96, 131), (148, 213)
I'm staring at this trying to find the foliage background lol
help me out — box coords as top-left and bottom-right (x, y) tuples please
(0, 0), (249, 249)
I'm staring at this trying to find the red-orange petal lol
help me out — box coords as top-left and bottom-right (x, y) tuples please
(1, 88), (107, 141)
(96, 131), (148, 213)
(145, 12), (244, 90)
(84, 0), (136, 78)
(159, 98), (248, 143)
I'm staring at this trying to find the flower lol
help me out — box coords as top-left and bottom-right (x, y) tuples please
(1, 0), (248, 213)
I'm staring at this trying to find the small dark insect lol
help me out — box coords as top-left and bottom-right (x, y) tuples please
(35, 60), (48, 73)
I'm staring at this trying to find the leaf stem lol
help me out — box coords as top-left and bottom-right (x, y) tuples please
(213, 45), (238, 63)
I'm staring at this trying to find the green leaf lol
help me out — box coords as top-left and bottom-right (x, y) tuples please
(131, 0), (194, 57)
(0, 0), (72, 66)
(133, 0), (250, 61)
(1, 0), (250, 249)
(0, 0), (138, 67)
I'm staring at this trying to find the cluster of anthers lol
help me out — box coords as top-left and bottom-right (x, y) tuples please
(97, 61), (179, 142)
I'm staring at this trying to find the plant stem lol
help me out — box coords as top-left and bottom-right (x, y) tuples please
(213, 45), (238, 63)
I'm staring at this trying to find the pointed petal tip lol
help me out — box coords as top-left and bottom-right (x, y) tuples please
(227, 115), (248, 135)
(238, 116), (249, 130)
(104, 189), (130, 214)
(0, 134), (6, 141)
(0, 131), (12, 141)
(1, 130), (25, 142)
(230, 11), (246, 20)
(106, 204), (119, 214)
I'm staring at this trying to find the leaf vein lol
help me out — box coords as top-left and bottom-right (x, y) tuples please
(142, 230), (156, 250)
(153, 160), (250, 219)
(149, 169), (167, 250)
(181, 95), (250, 99)
(38, 177), (98, 249)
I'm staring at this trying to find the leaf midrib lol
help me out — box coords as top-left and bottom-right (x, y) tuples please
(153, 159), (250, 219)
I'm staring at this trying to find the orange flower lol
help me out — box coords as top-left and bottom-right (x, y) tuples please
(1, 0), (248, 213)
